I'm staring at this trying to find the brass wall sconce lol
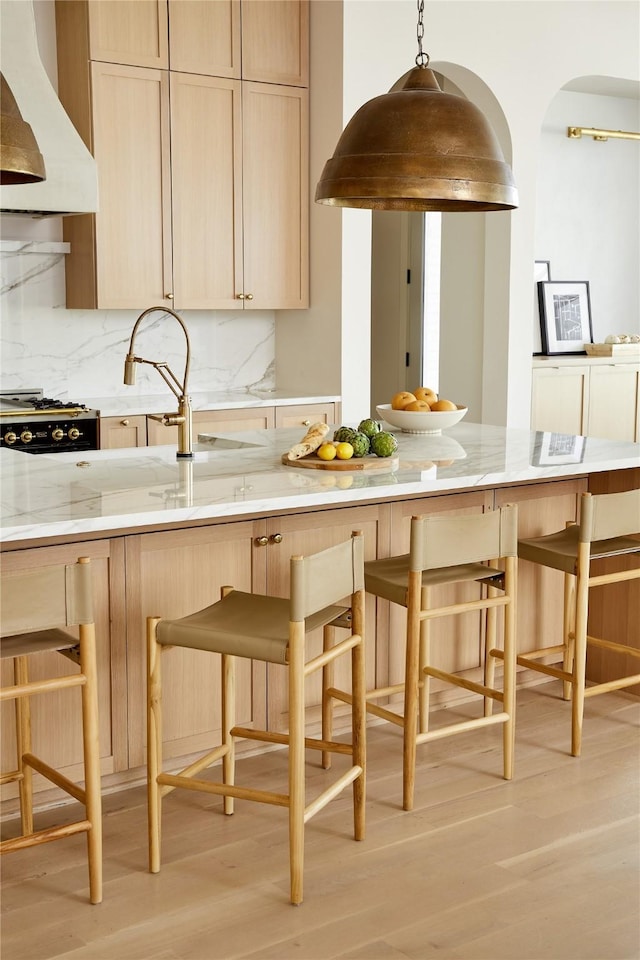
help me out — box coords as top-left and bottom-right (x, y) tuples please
(568, 126), (640, 142)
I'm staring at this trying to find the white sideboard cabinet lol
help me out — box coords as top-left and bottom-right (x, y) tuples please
(532, 357), (640, 442)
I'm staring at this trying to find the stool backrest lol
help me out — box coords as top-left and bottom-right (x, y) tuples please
(1, 558), (93, 637)
(409, 505), (518, 572)
(290, 532), (365, 621)
(580, 489), (640, 543)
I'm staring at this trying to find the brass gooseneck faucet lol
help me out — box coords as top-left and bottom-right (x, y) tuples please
(124, 306), (193, 459)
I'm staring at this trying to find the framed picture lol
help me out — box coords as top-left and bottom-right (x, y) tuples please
(532, 431), (586, 467)
(538, 280), (593, 355)
(533, 261), (551, 355)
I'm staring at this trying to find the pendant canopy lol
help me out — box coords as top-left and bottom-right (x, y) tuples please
(315, 66), (518, 212)
(0, 73), (46, 185)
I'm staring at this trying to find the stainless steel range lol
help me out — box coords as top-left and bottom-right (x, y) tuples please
(0, 389), (99, 454)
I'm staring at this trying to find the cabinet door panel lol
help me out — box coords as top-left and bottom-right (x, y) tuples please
(531, 366), (589, 435)
(88, 0), (169, 68)
(275, 403), (337, 429)
(92, 63), (172, 308)
(126, 523), (263, 767)
(171, 73), (243, 310)
(1, 539), (127, 803)
(242, 83), (309, 309)
(99, 415), (147, 449)
(587, 365), (639, 441)
(241, 0), (309, 86)
(264, 506), (380, 733)
(169, 0), (240, 77)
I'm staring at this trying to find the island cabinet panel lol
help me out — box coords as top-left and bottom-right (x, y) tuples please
(125, 522), (263, 769)
(494, 478), (587, 665)
(259, 505), (384, 735)
(384, 491), (494, 708)
(99, 415), (148, 449)
(275, 402), (339, 429)
(0, 539), (128, 805)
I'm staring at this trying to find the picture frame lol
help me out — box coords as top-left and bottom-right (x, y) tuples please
(538, 280), (593, 355)
(533, 261), (551, 355)
(532, 431), (586, 467)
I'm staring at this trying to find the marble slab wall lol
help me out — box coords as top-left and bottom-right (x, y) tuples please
(0, 241), (276, 401)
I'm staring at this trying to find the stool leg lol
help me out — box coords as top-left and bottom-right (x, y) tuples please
(563, 572), (576, 701)
(79, 623), (103, 904)
(321, 624), (334, 770)
(418, 587), (431, 734)
(288, 623), (305, 905)
(221, 653), (235, 815)
(484, 581), (498, 717)
(403, 571), (421, 812)
(502, 557), (517, 781)
(571, 547), (590, 757)
(14, 656), (34, 837)
(147, 617), (163, 874)
(351, 591), (366, 842)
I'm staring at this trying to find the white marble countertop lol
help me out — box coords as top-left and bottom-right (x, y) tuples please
(86, 390), (341, 417)
(2, 422), (638, 545)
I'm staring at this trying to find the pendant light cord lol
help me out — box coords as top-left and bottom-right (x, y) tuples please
(415, 0), (430, 67)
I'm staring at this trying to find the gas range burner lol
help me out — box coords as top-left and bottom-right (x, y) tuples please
(0, 388), (99, 454)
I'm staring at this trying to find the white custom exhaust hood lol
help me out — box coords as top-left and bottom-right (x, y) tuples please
(0, 0), (98, 217)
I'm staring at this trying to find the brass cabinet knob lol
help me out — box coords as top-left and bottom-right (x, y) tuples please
(270, 533), (283, 544)
(121, 419), (130, 426)
(166, 293), (174, 300)
(255, 536), (269, 546)
(245, 293), (254, 301)
(52, 428), (64, 441)
(68, 427), (80, 440)
(237, 293), (246, 300)
(301, 419), (310, 426)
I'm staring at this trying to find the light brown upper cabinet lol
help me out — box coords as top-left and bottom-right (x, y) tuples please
(55, 0), (309, 311)
(84, 0), (169, 68)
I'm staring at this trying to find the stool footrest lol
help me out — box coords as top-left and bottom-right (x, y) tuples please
(0, 819), (91, 854)
(587, 635), (640, 658)
(231, 725), (353, 756)
(328, 687), (405, 727)
(423, 665), (504, 702)
(22, 752), (86, 804)
(416, 711), (510, 744)
(304, 765), (363, 824)
(157, 772), (289, 807)
(0, 673), (85, 702)
(584, 674), (640, 697)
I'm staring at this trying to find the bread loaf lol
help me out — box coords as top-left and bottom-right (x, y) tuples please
(286, 422), (330, 460)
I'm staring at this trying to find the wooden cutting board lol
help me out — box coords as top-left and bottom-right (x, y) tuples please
(281, 453), (399, 472)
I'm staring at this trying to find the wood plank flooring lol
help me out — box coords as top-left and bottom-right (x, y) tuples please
(1, 686), (639, 960)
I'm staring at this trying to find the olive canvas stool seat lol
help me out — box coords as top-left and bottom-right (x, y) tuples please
(0, 557), (102, 904)
(147, 531), (366, 906)
(325, 506), (518, 812)
(503, 489), (640, 757)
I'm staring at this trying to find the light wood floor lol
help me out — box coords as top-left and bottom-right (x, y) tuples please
(1, 686), (639, 960)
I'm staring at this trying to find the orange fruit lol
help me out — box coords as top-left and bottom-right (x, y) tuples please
(317, 442), (337, 461)
(391, 391), (417, 410)
(430, 399), (458, 412)
(413, 386), (438, 403)
(404, 399), (431, 411)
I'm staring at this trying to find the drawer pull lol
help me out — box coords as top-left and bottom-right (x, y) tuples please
(270, 533), (283, 544)
(255, 536), (269, 547)
(301, 419), (310, 426)
(121, 419), (129, 426)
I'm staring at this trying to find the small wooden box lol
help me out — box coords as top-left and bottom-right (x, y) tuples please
(585, 342), (640, 357)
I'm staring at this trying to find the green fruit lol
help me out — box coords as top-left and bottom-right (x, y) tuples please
(333, 426), (358, 444)
(357, 418), (382, 439)
(370, 431), (398, 458)
(350, 432), (371, 458)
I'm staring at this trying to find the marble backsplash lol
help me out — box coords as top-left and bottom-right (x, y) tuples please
(0, 240), (276, 401)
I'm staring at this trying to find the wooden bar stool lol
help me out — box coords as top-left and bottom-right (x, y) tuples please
(147, 531), (366, 905)
(502, 489), (640, 756)
(0, 557), (102, 904)
(325, 506), (518, 811)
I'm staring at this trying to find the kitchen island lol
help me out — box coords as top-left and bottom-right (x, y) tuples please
(1, 421), (638, 805)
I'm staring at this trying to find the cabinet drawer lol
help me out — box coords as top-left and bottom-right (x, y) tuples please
(275, 403), (338, 429)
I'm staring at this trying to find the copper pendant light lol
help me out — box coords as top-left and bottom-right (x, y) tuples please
(315, 1), (517, 212)
(0, 72), (46, 185)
